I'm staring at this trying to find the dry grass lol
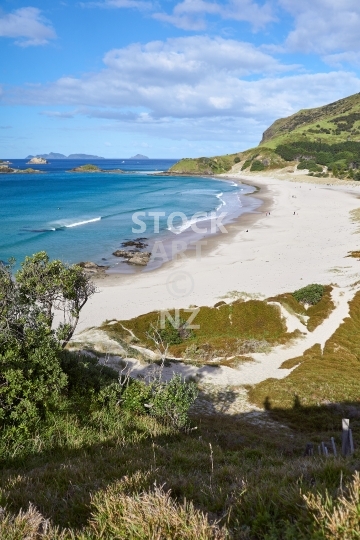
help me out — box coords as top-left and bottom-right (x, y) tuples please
(84, 483), (227, 540)
(0, 503), (63, 539)
(303, 471), (360, 539)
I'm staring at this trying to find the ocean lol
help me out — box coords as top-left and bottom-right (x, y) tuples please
(0, 159), (260, 271)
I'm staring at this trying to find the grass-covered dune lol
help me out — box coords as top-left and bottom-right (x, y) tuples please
(100, 286), (334, 363)
(249, 289), (360, 431)
(101, 298), (296, 363)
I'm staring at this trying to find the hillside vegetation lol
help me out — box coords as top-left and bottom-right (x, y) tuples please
(3, 260), (360, 537)
(169, 92), (360, 178)
(261, 92), (360, 148)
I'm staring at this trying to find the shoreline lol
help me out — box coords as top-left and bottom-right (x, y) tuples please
(103, 178), (265, 277)
(76, 171), (360, 333)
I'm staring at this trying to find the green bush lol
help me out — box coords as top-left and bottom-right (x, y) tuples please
(150, 374), (198, 429)
(60, 350), (118, 396)
(293, 284), (324, 305)
(297, 160), (322, 172)
(234, 156), (240, 163)
(121, 375), (198, 429)
(121, 380), (152, 414)
(157, 318), (194, 345)
(250, 160), (265, 172)
(241, 159), (252, 170)
(0, 338), (67, 433)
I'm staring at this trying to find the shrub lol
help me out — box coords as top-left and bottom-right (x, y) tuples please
(60, 350), (118, 396)
(233, 156), (240, 163)
(297, 160), (322, 172)
(121, 374), (198, 429)
(293, 284), (324, 305)
(0, 338), (67, 433)
(157, 318), (195, 346)
(121, 380), (152, 414)
(150, 374), (198, 429)
(250, 160), (265, 171)
(241, 159), (252, 170)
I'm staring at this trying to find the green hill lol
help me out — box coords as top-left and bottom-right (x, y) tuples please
(261, 92), (360, 148)
(169, 92), (360, 179)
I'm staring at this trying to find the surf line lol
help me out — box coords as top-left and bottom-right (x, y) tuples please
(64, 217), (102, 228)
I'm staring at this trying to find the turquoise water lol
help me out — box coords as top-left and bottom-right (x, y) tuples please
(0, 159), (258, 269)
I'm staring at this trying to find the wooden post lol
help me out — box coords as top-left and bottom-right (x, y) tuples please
(342, 419), (354, 456)
(349, 429), (355, 455)
(321, 441), (326, 455)
(304, 443), (314, 456)
(331, 437), (337, 457)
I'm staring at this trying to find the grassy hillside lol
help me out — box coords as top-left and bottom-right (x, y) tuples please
(168, 93), (360, 178)
(168, 154), (240, 175)
(3, 285), (360, 538)
(261, 92), (360, 148)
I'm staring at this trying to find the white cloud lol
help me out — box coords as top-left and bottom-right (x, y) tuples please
(41, 110), (78, 118)
(154, 0), (275, 30)
(3, 35), (360, 145)
(280, 0), (360, 55)
(323, 51), (360, 68)
(0, 7), (56, 47)
(81, 0), (154, 9)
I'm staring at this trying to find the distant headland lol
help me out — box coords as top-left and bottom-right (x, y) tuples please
(130, 154), (149, 159)
(25, 153), (105, 160)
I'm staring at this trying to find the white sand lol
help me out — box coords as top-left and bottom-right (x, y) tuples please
(77, 173), (360, 332)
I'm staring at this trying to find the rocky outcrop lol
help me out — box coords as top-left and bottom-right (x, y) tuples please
(0, 165), (42, 174)
(27, 157), (48, 164)
(113, 249), (151, 266)
(121, 239), (148, 249)
(70, 164), (124, 173)
(0, 165), (14, 173)
(77, 261), (109, 277)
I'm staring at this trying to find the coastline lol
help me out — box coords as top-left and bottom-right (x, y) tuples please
(105, 177), (263, 276)
(76, 172), (360, 333)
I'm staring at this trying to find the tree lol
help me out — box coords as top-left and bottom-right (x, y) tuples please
(2, 252), (96, 349)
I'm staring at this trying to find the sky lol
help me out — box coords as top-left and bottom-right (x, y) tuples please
(1, 0), (360, 158)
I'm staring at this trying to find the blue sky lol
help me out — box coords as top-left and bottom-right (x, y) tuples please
(1, 0), (360, 158)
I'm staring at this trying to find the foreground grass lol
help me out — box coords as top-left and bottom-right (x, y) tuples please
(1, 404), (360, 538)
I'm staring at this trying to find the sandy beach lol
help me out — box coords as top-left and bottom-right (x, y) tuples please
(76, 171), (360, 334)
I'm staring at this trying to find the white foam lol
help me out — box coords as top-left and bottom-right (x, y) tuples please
(65, 217), (101, 228)
(216, 192), (226, 209)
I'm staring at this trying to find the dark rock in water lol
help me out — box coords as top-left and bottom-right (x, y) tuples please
(121, 239), (148, 249)
(113, 249), (151, 266)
